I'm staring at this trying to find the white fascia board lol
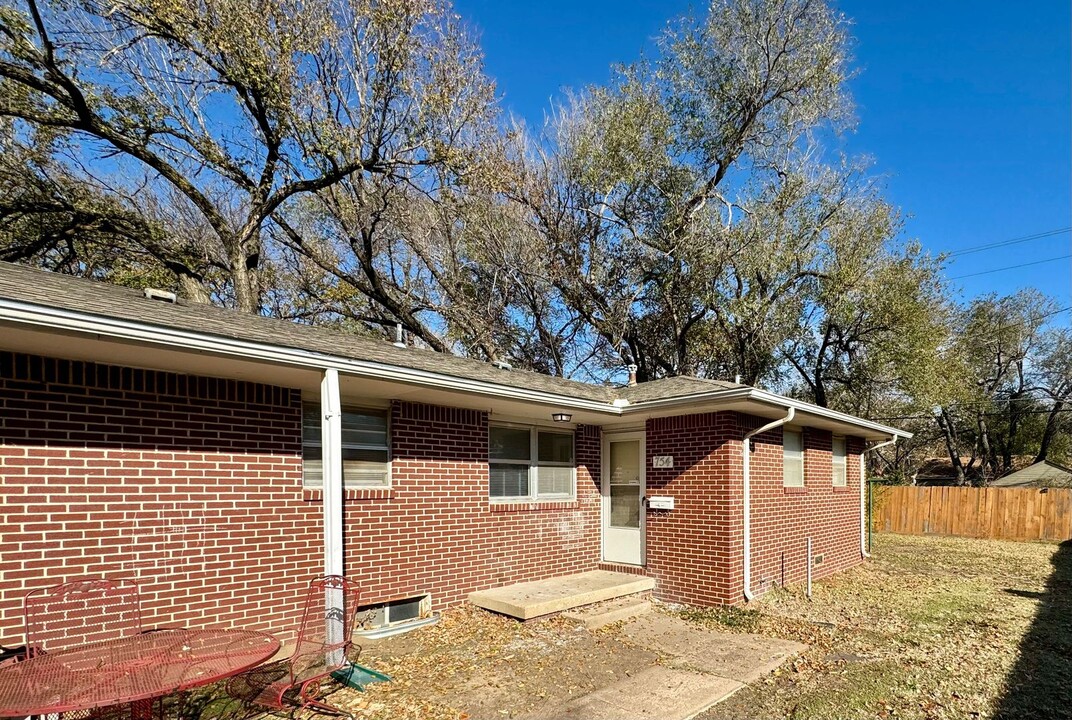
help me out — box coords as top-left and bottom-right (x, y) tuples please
(748, 389), (912, 439)
(622, 386), (911, 439)
(0, 298), (913, 438)
(0, 299), (622, 416)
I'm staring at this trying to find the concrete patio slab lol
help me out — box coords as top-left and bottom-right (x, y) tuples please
(468, 570), (655, 620)
(517, 665), (743, 720)
(620, 614), (807, 684)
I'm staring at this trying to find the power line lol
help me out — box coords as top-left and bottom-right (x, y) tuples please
(948, 254), (1072, 280)
(946, 227), (1071, 258)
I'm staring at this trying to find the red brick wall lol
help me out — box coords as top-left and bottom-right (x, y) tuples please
(644, 412), (744, 606)
(0, 348), (868, 641)
(0, 352), (604, 645)
(643, 411), (865, 607)
(0, 352), (317, 646)
(337, 403), (602, 609)
(745, 418), (865, 597)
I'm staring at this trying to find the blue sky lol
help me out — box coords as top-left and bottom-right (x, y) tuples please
(454, 0), (1072, 325)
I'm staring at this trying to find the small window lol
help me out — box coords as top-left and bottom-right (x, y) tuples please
(303, 403), (390, 488)
(356, 595), (430, 631)
(783, 429), (804, 487)
(489, 424), (575, 501)
(832, 436), (847, 487)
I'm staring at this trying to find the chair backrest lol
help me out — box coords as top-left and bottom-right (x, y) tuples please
(24, 577), (142, 654)
(288, 575), (360, 684)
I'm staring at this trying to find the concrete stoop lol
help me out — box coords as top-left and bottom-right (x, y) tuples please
(561, 594), (653, 629)
(468, 570), (655, 620)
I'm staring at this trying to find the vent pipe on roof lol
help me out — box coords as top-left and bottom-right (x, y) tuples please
(143, 288), (177, 304)
(627, 364), (638, 387)
(392, 323), (406, 349)
(491, 359), (512, 371)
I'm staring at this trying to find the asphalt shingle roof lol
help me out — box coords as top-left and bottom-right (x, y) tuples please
(0, 261), (745, 405)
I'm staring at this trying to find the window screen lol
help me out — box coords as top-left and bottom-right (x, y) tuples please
(303, 403), (390, 488)
(489, 425), (574, 500)
(832, 436), (847, 487)
(783, 429), (804, 487)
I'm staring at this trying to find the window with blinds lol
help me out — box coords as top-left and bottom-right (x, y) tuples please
(832, 436), (847, 487)
(303, 403), (390, 488)
(489, 424), (575, 501)
(783, 429), (804, 487)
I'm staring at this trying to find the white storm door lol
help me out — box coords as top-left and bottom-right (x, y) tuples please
(602, 434), (645, 565)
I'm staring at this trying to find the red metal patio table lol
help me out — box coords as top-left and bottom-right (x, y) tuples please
(0, 628), (279, 718)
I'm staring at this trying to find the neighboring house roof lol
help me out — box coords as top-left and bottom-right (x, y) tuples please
(990, 461), (1072, 488)
(0, 261), (909, 439)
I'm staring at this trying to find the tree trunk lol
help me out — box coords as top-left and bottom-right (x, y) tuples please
(177, 275), (211, 304)
(976, 413), (994, 483)
(1036, 399), (1066, 463)
(936, 409), (967, 486)
(228, 236), (261, 314)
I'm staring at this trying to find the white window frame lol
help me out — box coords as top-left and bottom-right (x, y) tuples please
(783, 428), (805, 488)
(303, 402), (391, 489)
(832, 436), (847, 487)
(489, 422), (576, 502)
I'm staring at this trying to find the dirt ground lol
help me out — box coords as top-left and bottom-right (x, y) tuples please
(188, 533), (1072, 720)
(334, 607), (659, 720)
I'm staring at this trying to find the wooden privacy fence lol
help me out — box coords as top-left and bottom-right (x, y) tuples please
(873, 485), (1072, 542)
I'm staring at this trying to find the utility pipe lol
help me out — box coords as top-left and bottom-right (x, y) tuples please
(321, 368), (344, 577)
(743, 407), (795, 601)
(860, 436), (897, 559)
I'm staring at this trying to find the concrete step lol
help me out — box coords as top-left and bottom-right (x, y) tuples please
(562, 595), (653, 629)
(469, 570), (655, 620)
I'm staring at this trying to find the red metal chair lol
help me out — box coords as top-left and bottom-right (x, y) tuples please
(24, 577), (142, 656)
(226, 575), (361, 718)
(22, 577), (152, 720)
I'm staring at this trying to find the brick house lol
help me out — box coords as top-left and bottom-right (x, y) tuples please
(0, 261), (907, 643)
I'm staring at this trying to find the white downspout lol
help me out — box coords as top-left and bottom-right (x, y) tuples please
(321, 368), (344, 577)
(743, 407), (795, 601)
(860, 436), (897, 558)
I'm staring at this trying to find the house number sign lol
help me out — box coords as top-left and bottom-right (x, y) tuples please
(652, 455), (674, 469)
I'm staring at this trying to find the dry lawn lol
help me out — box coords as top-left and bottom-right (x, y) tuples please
(187, 533), (1072, 720)
(695, 533), (1072, 720)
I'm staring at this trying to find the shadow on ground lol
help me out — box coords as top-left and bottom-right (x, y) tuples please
(995, 540), (1072, 719)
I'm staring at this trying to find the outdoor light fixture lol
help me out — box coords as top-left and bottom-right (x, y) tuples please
(551, 412), (572, 423)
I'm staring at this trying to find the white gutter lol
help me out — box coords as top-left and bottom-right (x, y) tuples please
(742, 407), (795, 601)
(860, 437), (898, 558)
(0, 299), (915, 445)
(0, 299), (618, 416)
(630, 386), (909, 441)
(321, 369), (344, 577)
